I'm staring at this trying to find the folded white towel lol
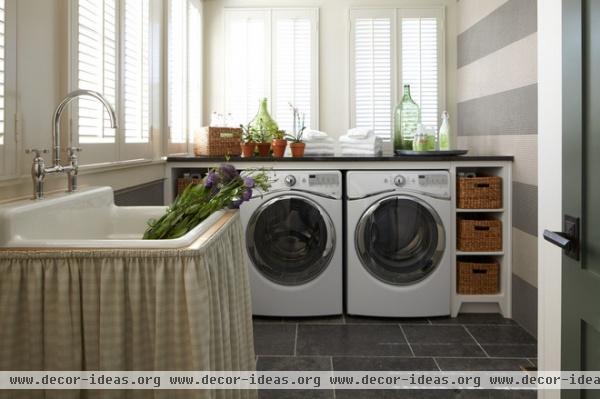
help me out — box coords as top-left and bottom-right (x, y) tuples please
(305, 149), (335, 156)
(347, 127), (374, 139)
(339, 134), (382, 145)
(340, 143), (382, 151)
(303, 129), (331, 142)
(341, 148), (383, 156)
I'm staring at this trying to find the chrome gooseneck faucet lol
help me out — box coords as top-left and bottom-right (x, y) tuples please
(26, 90), (118, 200)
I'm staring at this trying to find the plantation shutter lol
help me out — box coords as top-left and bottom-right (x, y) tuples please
(167, 0), (201, 149)
(352, 15), (393, 140)
(187, 0), (202, 142)
(0, 0), (5, 147)
(123, 0), (150, 143)
(224, 10), (268, 126)
(168, 0), (187, 144)
(272, 11), (315, 132)
(401, 16), (440, 131)
(76, 0), (117, 144)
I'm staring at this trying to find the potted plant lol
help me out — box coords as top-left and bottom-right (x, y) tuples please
(286, 105), (306, 158)
(252, 121), (272, 157)
(240, 124), (256, 158)
(271, 130), (287, 158)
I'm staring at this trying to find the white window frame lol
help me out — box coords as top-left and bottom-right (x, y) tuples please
(0, 0), (18, 179)
(349, 7), (446, 141)
(165, 0), (203, 155)
(69, 0), (155, 166)
(223, 7), (319, 131)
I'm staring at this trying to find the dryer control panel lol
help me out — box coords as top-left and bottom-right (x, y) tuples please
(268, 170), (342, 199)
(346, 171), (451, 199)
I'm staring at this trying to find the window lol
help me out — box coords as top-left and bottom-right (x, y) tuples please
(166, 0), (202, 154)
(350, 8), (445, 140)
(72, 0), (153, 164)
(224, 8), (319, 132)
(0, 0), (16, 178)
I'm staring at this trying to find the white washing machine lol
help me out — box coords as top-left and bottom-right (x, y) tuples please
(240, 170), (343, 316)
(346, 170), (452, 317)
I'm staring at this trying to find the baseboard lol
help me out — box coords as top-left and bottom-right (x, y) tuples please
(512, 273), (538, 337)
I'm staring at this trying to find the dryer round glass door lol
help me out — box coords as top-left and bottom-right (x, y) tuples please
(355, 195), (445, 285)
(246, 195), (335, 286)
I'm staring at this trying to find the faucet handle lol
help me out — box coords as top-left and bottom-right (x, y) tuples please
(25, 148), (49, 158)
(67, 146), (82, 154)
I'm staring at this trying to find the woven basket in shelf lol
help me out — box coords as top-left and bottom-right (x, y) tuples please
(457, 260), (500, 295)
(457, 176), (502, 209)
(193, 126), (242, 156)
(176, 176), (202, 197)
(457, 218), (502, 252)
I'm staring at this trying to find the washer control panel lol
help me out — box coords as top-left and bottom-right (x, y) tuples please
(269, 170), (342, 199)
(384, 171), (450, 198)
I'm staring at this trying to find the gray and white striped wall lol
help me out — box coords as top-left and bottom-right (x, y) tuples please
(456, 0), (538, 336)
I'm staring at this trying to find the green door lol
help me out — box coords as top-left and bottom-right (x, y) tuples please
(544, 0), (600, 397)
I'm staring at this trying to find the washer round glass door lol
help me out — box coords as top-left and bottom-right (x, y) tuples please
(355, 195), (445, 285)
(246, 195), (335, 285)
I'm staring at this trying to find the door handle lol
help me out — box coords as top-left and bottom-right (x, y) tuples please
(543, 215), (580, 261)
(543, 230), (571, 249)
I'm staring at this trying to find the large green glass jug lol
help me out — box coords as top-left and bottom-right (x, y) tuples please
(393, 85), (421, 151)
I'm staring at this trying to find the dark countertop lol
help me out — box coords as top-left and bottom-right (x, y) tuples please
(167, 154), (514, 162)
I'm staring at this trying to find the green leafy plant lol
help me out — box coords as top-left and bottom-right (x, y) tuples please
(240, 124), (255, 143)
(285, 103), (306, 143)
(272, 130), (286, 140)
(251, 125), (272, 143)
(143, 165), (271, 240)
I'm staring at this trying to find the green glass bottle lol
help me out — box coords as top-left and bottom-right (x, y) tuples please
(393, 85), (421, 151)
(248, 98), (279, 140)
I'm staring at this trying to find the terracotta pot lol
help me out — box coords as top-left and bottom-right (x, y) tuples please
(271, 139), (288, 158)
(256, 142), (272, 157)
(289, 142), (306, 158)
(241, 142), (256, 158)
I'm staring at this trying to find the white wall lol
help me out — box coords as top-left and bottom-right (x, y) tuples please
(0, 0), (166, 202)
(202, 0), (458, 140)
(538, 0), (562, 393)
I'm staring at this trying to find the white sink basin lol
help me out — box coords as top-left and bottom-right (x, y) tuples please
(0, 187), (225, 249)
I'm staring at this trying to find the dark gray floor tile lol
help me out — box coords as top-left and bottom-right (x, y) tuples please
(332, 356), (438, 371)
(403, 325), (477, 345)
(296, 324), (410, 356)
(256, 357), (334, 399)
(253, 316), (283, 324)
(466, 325), (536, 345)
(283, 315), (345, 324)
(257, 356), (332, 371)
(345, 315), (429, 324)
(436, 358), (532, 371)
(452, 390), (537, 399)
(482, 344), (537, 358)
(528, 358), (537, 367)
(411, 344), (485, 357)
(253, 324), (297, 356)
(259, 389), (334, 399)
(429, 313), (515, 325)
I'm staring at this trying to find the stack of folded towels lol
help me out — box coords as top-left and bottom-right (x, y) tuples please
(302, 129), (336, 156)
(339, 128), (383, 155)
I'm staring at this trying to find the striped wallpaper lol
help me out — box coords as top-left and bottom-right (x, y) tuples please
(456, 0), (538, 336)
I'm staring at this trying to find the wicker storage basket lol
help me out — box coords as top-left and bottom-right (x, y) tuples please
(457, 260), (500, 295)
(457, 176), (502, 209)
(457, 217), (502, 252)
(193, 127), (242, 156)
(176, 176), (202, 196)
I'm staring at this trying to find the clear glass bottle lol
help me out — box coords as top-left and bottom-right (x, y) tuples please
(393, 84), (421, 151)
(438, 111), (451, 150)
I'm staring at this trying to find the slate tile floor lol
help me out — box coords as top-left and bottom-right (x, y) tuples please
(253, 313), (537, 399)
